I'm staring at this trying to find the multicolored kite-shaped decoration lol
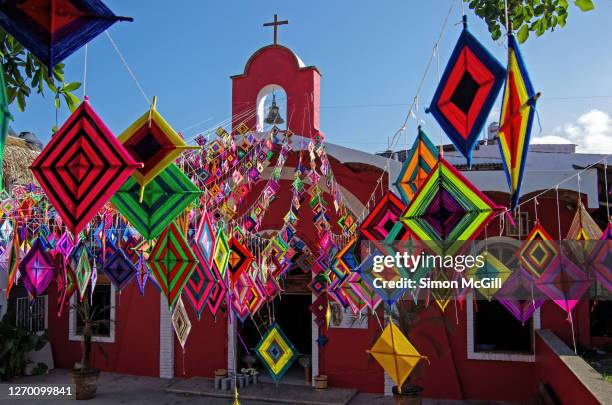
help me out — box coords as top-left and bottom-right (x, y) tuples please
(360, 191), (406, 243)
(497, 267), (544, 324)
(4, 225), (20, 298)
(401, 158), (502, 253)
(19, 236), (55, 296)
(207, 264), (228, 317)
(427, 17), (505, 165)
(102, 248), (136, 291)
(589, 223), (612, 294)
(195, 211), (216, 268)
(465, 252), (511, 300)
(498, 34), (540, 209)
(135, 252), (149, 295)
(227, 237), (254, 286)
(119, 97), (198, 195)
(149, 222), (197, 310)
(31, 98), (141, 235)
(394, 127), (438, 204)
(0, 0), (132, 68)
(519, 222), (557, 278)
(171, 297), (191, 350)
(213, 228), (230, 281)
(255, 323), (298, 383)
(111, 163), (201, 240)
(184, 241), (217, 320)
(536, 255), (590, 314)
(367, 322), (427, 391)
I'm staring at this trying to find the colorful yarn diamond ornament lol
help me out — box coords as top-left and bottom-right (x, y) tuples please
(498, 34), (540, 209)
(19, 236), (55, 296)
(119, 97), (198, 196)
(195, 211), (216, 268)
(30, 98), (141, 236)
(359, 191), (406, 243)
(255, 323), (298, 383)
(213, 228), (230, 281)
(401, 158), (502, 254)
(102, 248), (136, 291)
(171, 297), (191, 349)
(394, 127), (438, 204)
(536, 255), (591, 314)
(427, 16), (505, 166)
(111, 163), (201, 240)
(184, 241), (217, 320)
(465, 251), (511, 300)
(497, 268), (544, 324)
(367, 322), (427, 392)
(135, 252), (150, 295)
(148, 222), (198, 310)
(519, 222), (557, 278)
(0, 0), (132, 68)
(227, 237), (254, 286)
(589, 223), (612, 294)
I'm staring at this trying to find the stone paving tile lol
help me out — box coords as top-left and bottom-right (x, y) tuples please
(1, 369), (522, 405)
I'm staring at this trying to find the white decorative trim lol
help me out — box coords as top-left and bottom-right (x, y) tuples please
(68, 286), (116, 343)
(311, 292), (319, 386)
(227, 313), (237, 373)
(466, 291), (540, 363)
(159, 296), (174, 378)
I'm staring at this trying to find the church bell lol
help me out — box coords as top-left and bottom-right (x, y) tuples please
(264, 94), (285, 125)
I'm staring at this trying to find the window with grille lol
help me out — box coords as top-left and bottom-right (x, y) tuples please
(506, 211), (529, 238)
(16, 295), (48, 333)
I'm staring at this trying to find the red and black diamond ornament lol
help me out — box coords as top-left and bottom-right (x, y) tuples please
(427, 17), (505, 166)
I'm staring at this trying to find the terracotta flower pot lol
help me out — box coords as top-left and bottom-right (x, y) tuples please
(72, 368), (100, 400)
(314, 374), (328, 390)
(392, 385), (423, 405)
(304, 366), (311, 385)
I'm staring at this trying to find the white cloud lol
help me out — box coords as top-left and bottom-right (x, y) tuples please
(532, 110), (612, 153)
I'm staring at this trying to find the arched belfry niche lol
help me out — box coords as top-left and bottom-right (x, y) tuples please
(256, 84), (287, 132)
(231, 44), (322, 138)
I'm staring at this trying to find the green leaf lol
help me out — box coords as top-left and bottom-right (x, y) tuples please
(62, 82), (81, 92)
(54, 95), (60, 110)
(517, 24), (530, 43)
(63, 92), (80, 112)
(574, 0), (594, 12)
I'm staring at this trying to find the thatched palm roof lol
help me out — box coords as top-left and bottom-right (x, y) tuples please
(3, 135), (39, 188)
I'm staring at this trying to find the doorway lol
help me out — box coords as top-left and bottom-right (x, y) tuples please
(239, 293), (312, 385)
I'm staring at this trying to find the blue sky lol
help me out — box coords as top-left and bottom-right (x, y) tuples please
(10, 0), (612, 154)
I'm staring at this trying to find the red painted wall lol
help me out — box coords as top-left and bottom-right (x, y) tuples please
(48, 280), (161, 377)
(535, 333), (601, 405)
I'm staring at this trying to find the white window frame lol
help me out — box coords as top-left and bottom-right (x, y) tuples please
(69, 285), (116, 343)
(16, 295), (48, 334)
(466, 291), (540, 362)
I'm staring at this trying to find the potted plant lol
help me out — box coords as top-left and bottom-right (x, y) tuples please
(71, 296), (109, 400)
(0, 314), (48, 380)
(298, 354), (311, 385)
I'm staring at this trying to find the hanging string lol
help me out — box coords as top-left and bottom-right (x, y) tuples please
(105, 31), (151, 106)
(82, 44), (88, 98)
(504, 0), (510, 35)
(605, 159), (610, 223)
(555, 186), (563, 241)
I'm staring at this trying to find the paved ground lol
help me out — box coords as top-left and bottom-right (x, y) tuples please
(0, 369), (520, 405)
